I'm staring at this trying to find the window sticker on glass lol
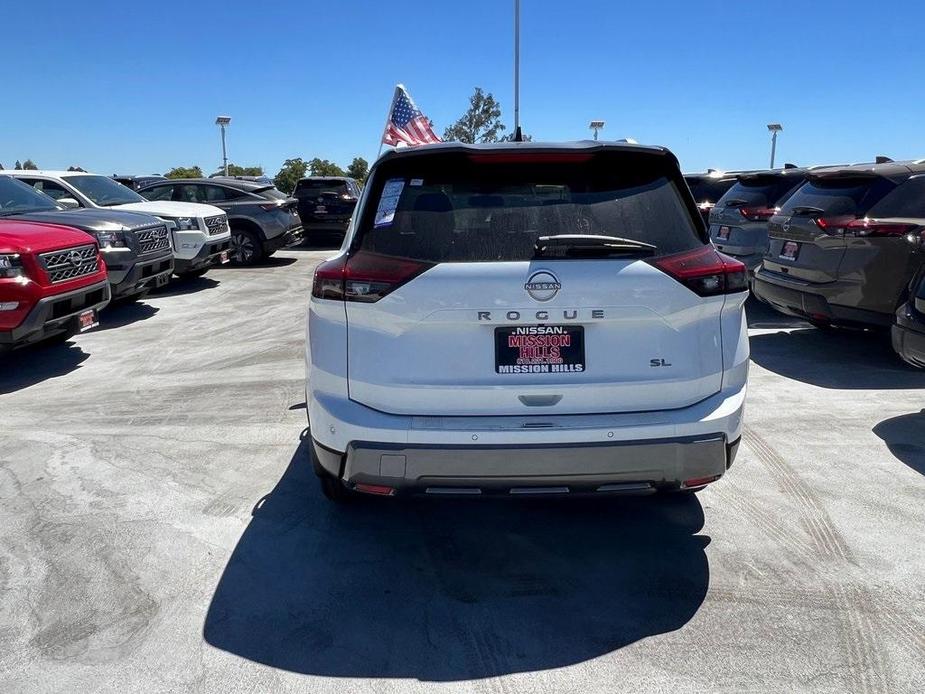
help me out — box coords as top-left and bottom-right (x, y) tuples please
(375, 178), (405, 227)
(410, 178), (424, 187)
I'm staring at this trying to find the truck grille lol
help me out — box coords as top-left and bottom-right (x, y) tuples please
(136, 225), (171, 255)
(39, 245), (99, 284)
(205, 215), (228, 236)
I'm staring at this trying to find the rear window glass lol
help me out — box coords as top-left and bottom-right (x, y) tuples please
(718, 177), (804, 209)
(685, 177), (736, 203)
(355, 152), (702, 262)
(866, 176), (925, 219)
(780, 177), (896, 217)
(255, 186), (289, 200)
(296, 180), (348, 196)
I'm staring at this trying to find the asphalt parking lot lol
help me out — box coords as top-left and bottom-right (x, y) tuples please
(2, 247), (924, 693)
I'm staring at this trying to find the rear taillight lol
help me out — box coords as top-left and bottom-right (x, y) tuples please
(813, 215), (856, 235)
(739, 206), (778, 222)
(647, 246), (747, 297)
(844, 218), (919, 238)
(311, 251), (433, 302)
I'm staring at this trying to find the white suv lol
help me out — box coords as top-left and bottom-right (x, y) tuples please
(1, 171), (231, 277)
(306, 142), (749, 502)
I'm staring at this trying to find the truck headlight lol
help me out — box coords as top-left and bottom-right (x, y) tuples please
(96, 231), (127, 249)
(0, 254), (25, 279)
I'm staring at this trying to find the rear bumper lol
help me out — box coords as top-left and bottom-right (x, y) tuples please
(753, 270), (892, 327)
(174, 239), (231, 274)
(308, 383), (746, 495)
(264, 225), (304, 253)
(0, 279), (111, 347)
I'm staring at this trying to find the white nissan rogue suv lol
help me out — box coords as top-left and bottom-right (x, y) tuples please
(306, 141), (749, 502)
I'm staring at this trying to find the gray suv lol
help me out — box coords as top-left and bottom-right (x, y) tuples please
(0, 176), (173, 300)
(139, 179), (303, 265)
(710, 167), (811, 278)
(754, 160), (925, 329)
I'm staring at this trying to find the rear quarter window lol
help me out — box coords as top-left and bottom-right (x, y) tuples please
(355, 152), (703, 263)
(866, 176), (925, 219)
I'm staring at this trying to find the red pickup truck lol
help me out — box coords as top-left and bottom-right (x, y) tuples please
(0, 220), (111, 352)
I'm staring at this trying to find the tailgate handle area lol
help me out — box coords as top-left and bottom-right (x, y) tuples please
(518, 394), (563, 407)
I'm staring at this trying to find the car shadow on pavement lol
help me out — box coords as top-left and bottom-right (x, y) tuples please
(203, 439), (710, 681)
(290, 238), (343, 251)
(215, 257), (298, 270)
(96, 301), (159, 332)
(745, 297), (811, 330)
(874, 410), (925, 476)
(152, 276), (220, 297)
(749, 326), (925, 390)
(0, 342), (89, 394)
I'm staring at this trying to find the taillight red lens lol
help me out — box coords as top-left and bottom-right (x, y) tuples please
(844, 218), (919, 238)
(647, 246), (748, 297)
(814, 215), (856, 234)
(311, 251), (433, 302)
(739, 206), (778, 221)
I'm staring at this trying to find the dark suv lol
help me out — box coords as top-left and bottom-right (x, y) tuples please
(0, 176), (173, 300)
(893, 264), (925, 367)
(113, 175), (167, 191)
(754, 160), (925, 329)
(139, 179), (303, 265)
(293, 177), (360, 240)
(710, 167), (812, 277)
(685, 171), (740, 225)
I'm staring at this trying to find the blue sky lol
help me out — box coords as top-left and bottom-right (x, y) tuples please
(3, 1), (923, 176)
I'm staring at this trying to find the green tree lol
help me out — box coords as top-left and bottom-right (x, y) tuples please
(165, 166), (204, 179)
(67, 165), (86, 172)
(443, 87), (506, 143)
(215, 164), (264, 177)
(273, 158), (308, 194)
(14, 161), (21, 170)
(346, 157), (369, 183)
(22, 159), (38, 170)
(309, 158), (345, 177)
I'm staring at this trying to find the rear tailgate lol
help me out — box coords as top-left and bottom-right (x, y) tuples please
(341, 148), (736, 417)
(764, 175), (896, 283)
(710, 174), (802, 257)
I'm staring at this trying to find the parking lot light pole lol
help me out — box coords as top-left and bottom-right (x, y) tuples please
(767, 123), (783, 169)
(590, 120), (605, 141)
(215, 116), (231, 176)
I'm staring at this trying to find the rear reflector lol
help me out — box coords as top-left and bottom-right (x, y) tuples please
(682, 475), (721, 489)
(311, 251), (434, 302)
(739, 206), (778, 221)
(647, 246), (748, 297)
(354, 483), (396, 496)
(844, 218), (919, 238)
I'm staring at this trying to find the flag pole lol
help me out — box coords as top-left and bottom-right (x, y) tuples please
(514, 0), (520, 134)
(377, 84), (402, 159)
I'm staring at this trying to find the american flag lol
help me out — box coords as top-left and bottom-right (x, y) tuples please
(382, 85), (441, 147)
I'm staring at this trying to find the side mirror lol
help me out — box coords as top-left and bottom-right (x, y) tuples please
(57, 197), (80, 210)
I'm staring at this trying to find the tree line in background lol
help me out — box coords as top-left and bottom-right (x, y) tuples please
(0, 86), (513, 186)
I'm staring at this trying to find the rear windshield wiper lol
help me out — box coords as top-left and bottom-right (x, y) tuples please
(534, 234), (657, 258)
(790, 205), (825, 216)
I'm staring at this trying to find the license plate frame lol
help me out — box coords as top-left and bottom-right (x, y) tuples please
(77, 309), (98, 333)
(494, 325), (585, 375)
(780, 241), (800, 261)
(155, 273), (170, 288)
(219, 251), (230, 264)
(717, 225), (731, 241)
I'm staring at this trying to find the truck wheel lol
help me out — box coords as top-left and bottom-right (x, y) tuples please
(229, 228), (263, 266)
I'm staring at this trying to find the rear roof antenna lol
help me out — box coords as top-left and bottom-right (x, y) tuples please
(784, 163), (797, 169)
(875, 156), (893, 164)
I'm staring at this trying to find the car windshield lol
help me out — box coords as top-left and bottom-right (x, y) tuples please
(0, 176), (60, 216)
(779, 177), (896, 217)
(355, 151), (702, 262)
(718, 176), (804, 209)
(63, 174), (145, 206)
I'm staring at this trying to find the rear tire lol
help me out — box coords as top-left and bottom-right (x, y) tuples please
(229, 228), (264, 266)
